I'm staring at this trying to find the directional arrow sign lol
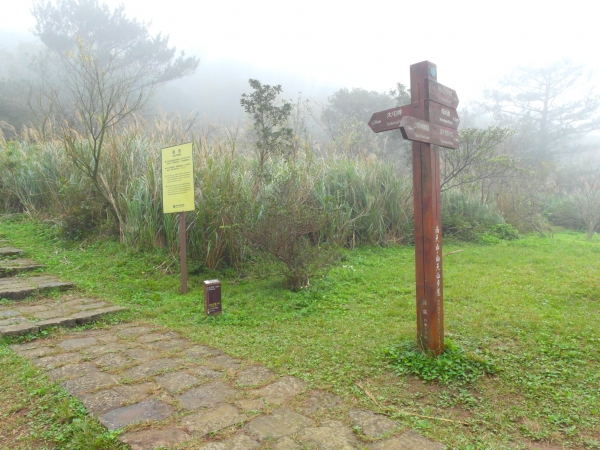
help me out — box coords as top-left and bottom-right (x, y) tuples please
(369, 101), (459, 133)
(426, 101), (460, 129)
(399, 116), (460, 149)
(426, 79), (459, 109)
(368, 106), (408, 133)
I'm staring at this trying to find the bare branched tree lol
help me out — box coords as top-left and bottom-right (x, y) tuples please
(31, 0), (198, 233)
(441, 126), (516, 199)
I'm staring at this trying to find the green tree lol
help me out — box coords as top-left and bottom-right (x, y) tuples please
(240, 79), (294, 185)
(31, 0), (198, 233)
(320, 85), (409, 159)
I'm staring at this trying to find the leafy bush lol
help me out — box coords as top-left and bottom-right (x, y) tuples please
(59, 197), (106, 240)
(477, 223), (520, 244)
(545, 196), (583, 230)
(442, 191), (504, 241)
(489, 223), (519, 240)
(382, 340), (497, 384)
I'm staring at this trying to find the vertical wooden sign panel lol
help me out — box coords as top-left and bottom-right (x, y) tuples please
(411, 61), (444, 354)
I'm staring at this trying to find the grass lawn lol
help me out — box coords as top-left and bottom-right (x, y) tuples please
(1, 215), (599, 449)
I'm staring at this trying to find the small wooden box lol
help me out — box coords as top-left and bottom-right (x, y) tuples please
(203, 279), (222, 315)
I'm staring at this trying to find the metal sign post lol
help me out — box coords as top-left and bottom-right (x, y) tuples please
(369, 61), (460, 355)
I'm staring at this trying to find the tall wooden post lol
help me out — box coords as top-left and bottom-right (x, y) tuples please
(368, 61), (459, 356)
(411, 61), (444, 354)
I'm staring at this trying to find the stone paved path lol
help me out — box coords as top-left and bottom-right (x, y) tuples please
(10, 323), (445, 449)
(1, 242), (445, 449)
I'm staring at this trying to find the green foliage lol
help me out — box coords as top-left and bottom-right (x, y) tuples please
(383, 340), (497, 384)
(1, 123), (418, 267)
(478, 223), (520, 243)
(441, 126), (516, 192)
(314, 159), (413, 246)
(3, 220), (600, 448)
(487, 223), (519, 240)
(58, 184), (106, 240)
(0, 141), (23, 211)
(30, 0), (198, 232)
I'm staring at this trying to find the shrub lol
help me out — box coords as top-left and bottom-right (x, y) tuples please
(243, 167), (341, 290)
(488, 223), (519, 240)
(442, 191), (504, 241)
(58, 186), (107, 240)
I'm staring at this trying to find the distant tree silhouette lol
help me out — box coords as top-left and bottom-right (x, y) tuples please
(482, 60), (600, 163)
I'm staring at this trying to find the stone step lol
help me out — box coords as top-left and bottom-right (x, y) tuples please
(0, 297), (128, 337)
(0, 275), (75, 301)
(0, 258), (45, 277)
(0, 247), (25, 258)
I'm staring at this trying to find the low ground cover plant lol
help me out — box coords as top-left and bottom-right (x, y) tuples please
(383, 340), (497, 384)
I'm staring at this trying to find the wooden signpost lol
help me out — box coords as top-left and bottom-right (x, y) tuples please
(161, 142), (195, 295)
(368, 61), (459, 355)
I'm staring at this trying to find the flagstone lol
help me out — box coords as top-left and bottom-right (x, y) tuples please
(348, 409), (398, 439)
(244, 407), (314, 441)
(177, 380), (238, 410)
(99, 398), (174, 431)
(121, 358), (184, 382)
(181, 403), (247, 436)
(155, 370), (200, 393)
(251, 376), (307, 405)
(118, 426), (191, 450)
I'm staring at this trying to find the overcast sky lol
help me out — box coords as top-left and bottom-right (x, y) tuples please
(1, 0), (599, 105)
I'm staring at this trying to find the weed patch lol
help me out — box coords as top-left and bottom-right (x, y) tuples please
(382, 340), (497, 384)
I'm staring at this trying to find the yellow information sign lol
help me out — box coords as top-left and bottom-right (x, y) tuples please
(161, 143), (195, 214)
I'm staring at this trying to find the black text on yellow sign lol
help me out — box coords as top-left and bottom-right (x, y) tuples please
(161, 143), (195, 214)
